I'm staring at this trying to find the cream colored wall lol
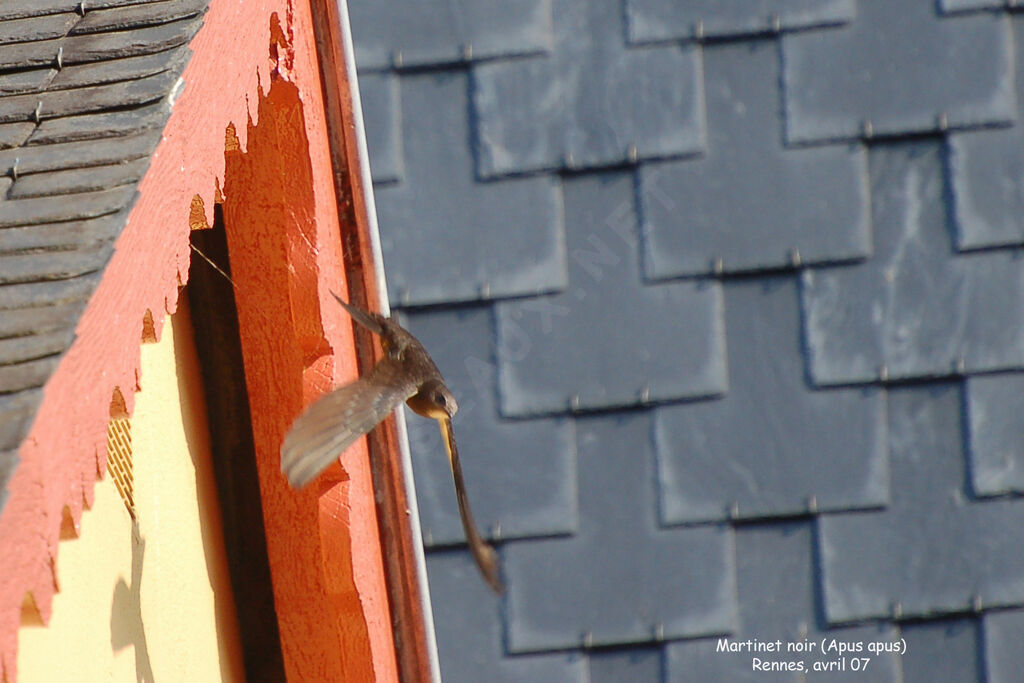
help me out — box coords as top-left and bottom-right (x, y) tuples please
(18, 298), (245, 682)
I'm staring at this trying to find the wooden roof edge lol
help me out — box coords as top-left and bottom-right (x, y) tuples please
(308, 1), (440, 680)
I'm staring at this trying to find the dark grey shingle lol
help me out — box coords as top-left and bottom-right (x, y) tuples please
(0, 389), (42, 451)
(425, 550), (586, 683)
(503, 412), (736, 653)
(0, 68), (178, 124)
(68, 0), (206, 35)
(984, 610), (1024, 683)
(902, 619), (982, 683)
(472, 0), (704, 177)
(0, 69), (57, 96)
(655, 277), (887, 524)
(0, 12), (78, 45)
(28, 99), (169, 144)
(0, 299), (87, 338)
(819, 385), (1024, 623)
(640, 39), (870, 279)
(0, 213), (125, 253)
(588, 647), (662, 683)
(0, 2), (80, 21)
(0, 129), (160, 177)
(401, 305), (577, 545)
(60, 13), (202, 64)
(374, 70), (565, 306)
(0, 122), (35, 149)
(0, 244), (112, 284)
(965, 373), (1024, 497)
(48, 47), (188, 91)
(666, 523), (901, 682)
(0, 185), (136, 227)
(0, 355), (62, 394)
(941, 0), (1002, 11)
(358, 71), (402, 184)
(496, 171), (726, 417)
(802, 141), (1024, 385)
(349, 0), (553, 71)
(9, 157), (149, 197)
(625, 0), (853, 44)
(783, 2), (1014, 143)
(947, 16), (1024, 251)
(0, 327), (74, 366)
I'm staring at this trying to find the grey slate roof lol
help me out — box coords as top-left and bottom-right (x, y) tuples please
(0, 2), (206, 504)
(350, 1), (1024, 680)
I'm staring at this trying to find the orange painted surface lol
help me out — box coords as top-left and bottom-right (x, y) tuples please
(220, 42), (396, 678)
(0, 0), (396, 679)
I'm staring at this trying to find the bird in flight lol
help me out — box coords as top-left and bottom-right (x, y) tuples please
(281, 292), (503, 593)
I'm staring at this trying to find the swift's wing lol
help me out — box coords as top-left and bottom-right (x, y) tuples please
(330, 290), (386, 335)
(281, 359), (417, 488)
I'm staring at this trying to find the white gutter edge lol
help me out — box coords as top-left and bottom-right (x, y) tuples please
(335, 2), (442, 680)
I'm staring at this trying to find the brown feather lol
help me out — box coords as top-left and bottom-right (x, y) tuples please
(439, 416), (504, 593)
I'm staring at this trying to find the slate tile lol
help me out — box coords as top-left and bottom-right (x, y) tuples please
(503, 412), (736, 653)
(0, 448), (17, 509)
(0, 16), (199, 69)
(901, 619), (981, 683)
(0, 122), (35, 149)
(626, 0), (853, 44)
(9, 157), (149, 197)
(0, 355), (62, 393)
(69, 0), (206, 35)
(965, 373), (1024, 496)
(0, 1), (157, 21)
(0, 273), (101, 310)
(656, 277), (887, 524)
(941, 0), (1003, 11)
(0, 39), (63, 70)
(0, 299), (86, 339)
(349, 0), (552, 70)
(0, 66), (178, 123)
(400, 305), (577, 545)
(0, 389), (43, 451)
(640, 39), (870, 279)
(0, 12), (78, 45)
(0, 69), (57, 96)
(0, 245), (111, 284)
(802, 141), (1024, 386)
(0, 2), (80, 21)
(48, 47), (188, 90)
(472, 0), (704, 177)
(783, 2), (1014, 143)
(60, 14), (202, 64)
(0, 213), (124, 253)
(425, 550), (586, 683)
(374, 71), (565, 306)
(947, 17), (1024, 250)
(666, 523), (900, 682)
(496, 171), (726, 417)
(0, 327), (74, 366)
(0, 186), (135, 227)
(28, 100), (169, 144)
(819, 384), (1024, 623)
(984, 610), (1024, 683)
(0, 130), (160, 177)
(358, 71), (402, 184)
(588, 647), (662, 683)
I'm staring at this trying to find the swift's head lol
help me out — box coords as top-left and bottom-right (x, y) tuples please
(409, 378), (459, 419)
